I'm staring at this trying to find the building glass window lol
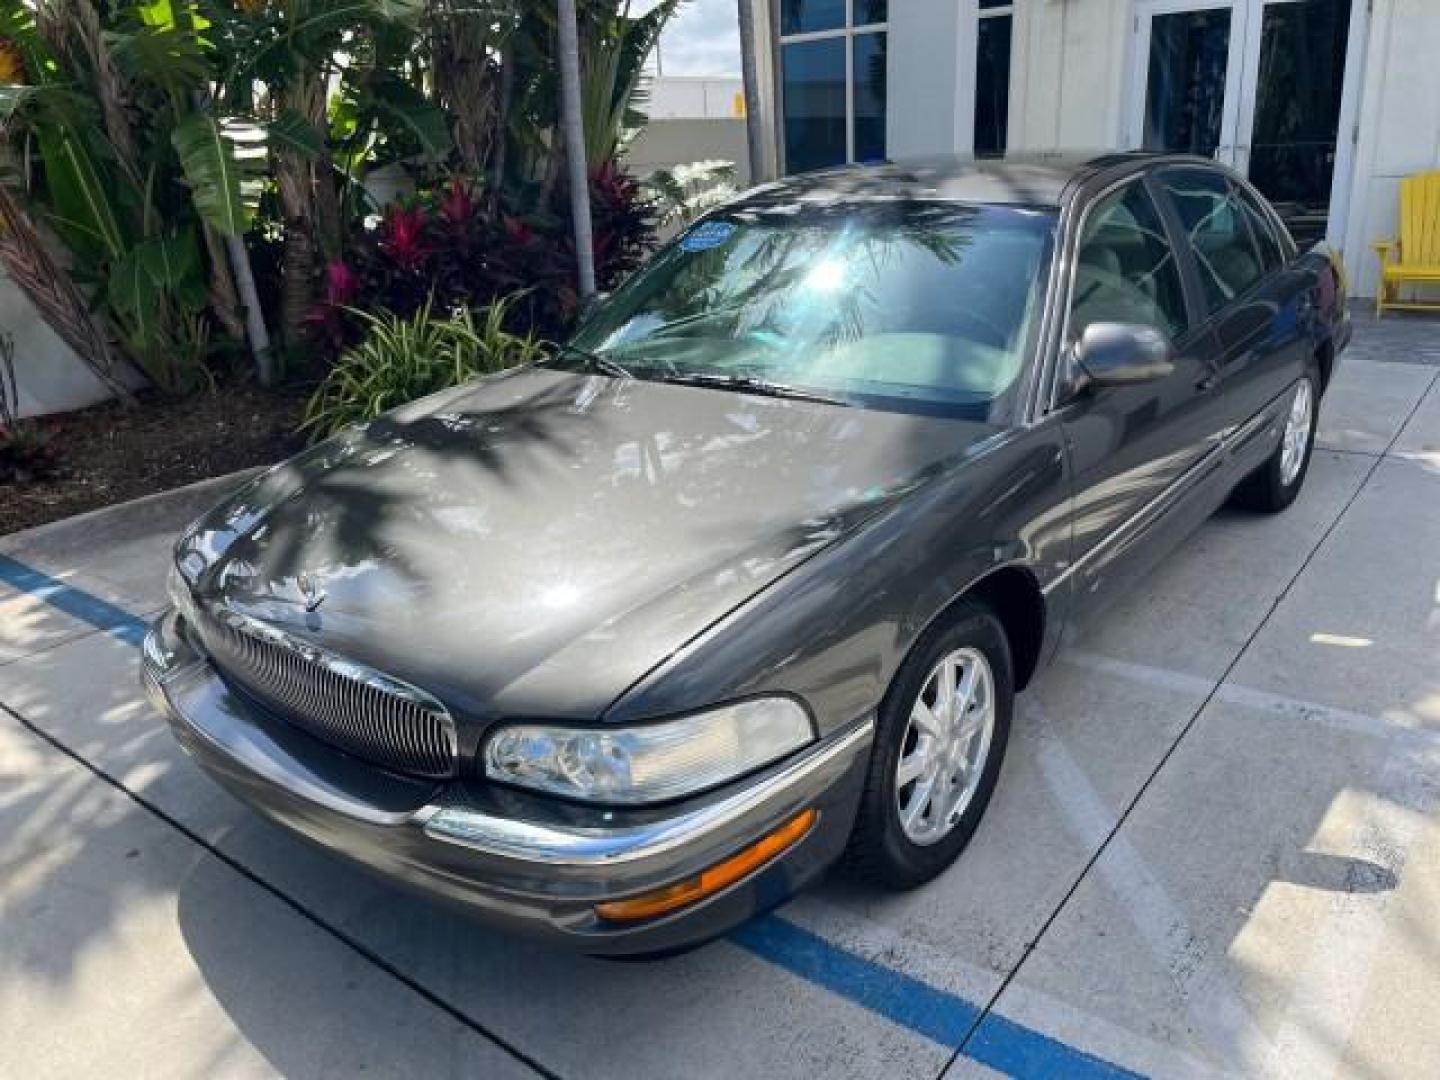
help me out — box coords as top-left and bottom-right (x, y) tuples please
(781, 0), (844, 35)
(779, 1), (889, 173)
(852, 32), (888, 162)
(975, 2), (1013, 159)
(782, 39), (847, 173)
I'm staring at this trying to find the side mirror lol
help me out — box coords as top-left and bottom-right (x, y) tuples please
(1069, 322), (1175, 392)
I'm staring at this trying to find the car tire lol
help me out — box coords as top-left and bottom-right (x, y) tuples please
(1230, 363), (1320, 514)
(842, 601), (1013, 889)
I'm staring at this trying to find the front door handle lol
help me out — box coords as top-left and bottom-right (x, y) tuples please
(1197, 371), (1221, 392)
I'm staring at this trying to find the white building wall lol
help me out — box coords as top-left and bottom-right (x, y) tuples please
(959, 0), (1440, 299)
(0, 268), (114, 419)
(1340, 0), (1440, 300)
(886, 0), (971, 159)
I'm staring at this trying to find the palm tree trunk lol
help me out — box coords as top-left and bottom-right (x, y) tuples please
(556, 0), (596, 299)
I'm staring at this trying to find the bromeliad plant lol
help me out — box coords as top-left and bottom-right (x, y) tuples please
(302, 293), (545, 439)
(314, 164), (655, 351)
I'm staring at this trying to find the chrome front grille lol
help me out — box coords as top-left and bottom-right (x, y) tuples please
(193, 609), (458, 779)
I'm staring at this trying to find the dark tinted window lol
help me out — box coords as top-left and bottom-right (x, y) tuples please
(1071, 181), (1190, 341)
(781, 0), (844, 34)
(1143, 9), (1232, 159)
(782, 39), (847, 173)
(852, 33), (887, 162)
(1158, 168), (1267, 311)
(568, 204), (1056, 416)
(854, 0), (887, 24)
(1233, 184), (1288, 273)
(974, 14), (1012, 158)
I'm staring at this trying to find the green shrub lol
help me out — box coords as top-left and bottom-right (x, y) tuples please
(302, 295), (544, 440)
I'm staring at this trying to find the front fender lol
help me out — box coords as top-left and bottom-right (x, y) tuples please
(604, 424), (1074, 734)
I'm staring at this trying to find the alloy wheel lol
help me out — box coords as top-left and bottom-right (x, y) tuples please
(1280, 377), (1314, 487)
(894, 646), (996, 846)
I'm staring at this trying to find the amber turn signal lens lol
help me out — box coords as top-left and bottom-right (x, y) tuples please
(595, 809), (818, 923)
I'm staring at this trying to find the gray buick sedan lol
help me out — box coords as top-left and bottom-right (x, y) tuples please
(143, 153), (1349, 955)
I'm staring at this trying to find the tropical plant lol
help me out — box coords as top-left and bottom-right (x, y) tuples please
(0, 0), (265, 393)
(0, 0), (680, 400)
(312, 165), (655, 352)
(206, 0), (453, 352)
(302, 293), (545, 438)
(0, 176), (133, 400)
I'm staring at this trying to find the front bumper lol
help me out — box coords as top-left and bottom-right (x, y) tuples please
(141, 609), (872, 955)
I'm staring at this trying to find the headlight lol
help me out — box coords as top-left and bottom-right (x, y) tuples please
(483, 698), (815, 805)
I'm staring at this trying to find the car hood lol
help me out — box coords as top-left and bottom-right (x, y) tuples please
(179, 368), (999, 722)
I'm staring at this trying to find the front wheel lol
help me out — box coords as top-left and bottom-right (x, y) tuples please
(1230, 366), (1319, 513)
(842, 603), (1013, 888)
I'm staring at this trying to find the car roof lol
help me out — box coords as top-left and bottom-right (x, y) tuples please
(732, 152), (1212, 212)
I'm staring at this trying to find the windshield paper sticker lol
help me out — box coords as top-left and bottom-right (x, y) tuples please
(681, 221), (735, 252)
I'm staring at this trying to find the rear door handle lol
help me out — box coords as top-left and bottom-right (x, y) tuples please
(1197, 371), (1221, 392)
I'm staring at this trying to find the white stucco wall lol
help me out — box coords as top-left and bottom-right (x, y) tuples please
(906, 0), (1440, 300)
(1339, 0), (1440, 300)
(1007, 0), (1132, 153)
(886, 0), (971, 159)
(0, 270), (116, 420)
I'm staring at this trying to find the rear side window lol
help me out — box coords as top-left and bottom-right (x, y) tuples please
(1233, 184), (1288, 272)
(1070, 180), (1190, 342)
(1157, 168), (1268, 311)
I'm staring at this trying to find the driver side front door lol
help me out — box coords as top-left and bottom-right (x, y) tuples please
(1054, 176), (1232, 613)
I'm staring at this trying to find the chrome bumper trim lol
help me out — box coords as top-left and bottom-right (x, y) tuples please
(418, 719), (874, 866)
(143, 608), (874, 870)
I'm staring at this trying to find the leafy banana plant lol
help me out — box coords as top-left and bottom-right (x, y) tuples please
(0, 0), (271, 393)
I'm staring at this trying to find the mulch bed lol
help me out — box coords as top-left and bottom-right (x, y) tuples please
(2, 376), (309, 536)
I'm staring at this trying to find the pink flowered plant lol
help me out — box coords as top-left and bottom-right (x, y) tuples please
(379, 204), (430, 270)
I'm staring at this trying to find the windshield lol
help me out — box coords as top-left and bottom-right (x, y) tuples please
(558, 201), (1056, 418)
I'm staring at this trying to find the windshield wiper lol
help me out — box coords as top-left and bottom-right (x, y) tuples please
(553, 342), (633, 380)
(654, 371), (848, 407)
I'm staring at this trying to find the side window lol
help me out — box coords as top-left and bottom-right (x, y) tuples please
(1157, 168), (1268, 311)
(1233, 184), (1288, 273)
(1070, 181), (1189, 343)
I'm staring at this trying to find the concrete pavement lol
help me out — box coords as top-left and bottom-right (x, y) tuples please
(1, 318), (1437, 1079)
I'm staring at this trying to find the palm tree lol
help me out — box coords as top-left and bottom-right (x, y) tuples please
(556, 0), (596, 298)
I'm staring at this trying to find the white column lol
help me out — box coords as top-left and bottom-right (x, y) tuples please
(886, 0), (975, 159)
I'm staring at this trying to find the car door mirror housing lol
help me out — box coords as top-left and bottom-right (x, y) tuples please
(1069, 322), (1175, 393)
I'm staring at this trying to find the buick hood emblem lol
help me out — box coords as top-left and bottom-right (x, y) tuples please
(296, 572), (326, 612)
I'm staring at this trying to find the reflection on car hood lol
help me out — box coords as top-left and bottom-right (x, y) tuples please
(178, 368), (1000, 722)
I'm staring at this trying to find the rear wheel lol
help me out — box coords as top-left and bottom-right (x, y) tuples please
(1230, 365), (1319, 513)
(843, 603), (1013, 888)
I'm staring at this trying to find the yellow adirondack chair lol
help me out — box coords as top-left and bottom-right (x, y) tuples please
(1373, 170), (1440, 316)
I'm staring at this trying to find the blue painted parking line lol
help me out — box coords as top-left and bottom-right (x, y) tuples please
(0, 551), (1143, 1079)
(964, 1009), (1145, 1079)
(0, 554), (148, 646)
(734, 915), (1143, 1078)
(730, 914), (978, 1044)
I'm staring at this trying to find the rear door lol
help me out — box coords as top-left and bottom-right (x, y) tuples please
(1151, 166), (1313, 479)
(1053, 175), (1232, 609)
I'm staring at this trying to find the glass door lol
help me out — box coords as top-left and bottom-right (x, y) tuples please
(1234, 0), (1355, 247)
(1129, 1), (1248, 167)
(1129, 1), (1361, 246)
